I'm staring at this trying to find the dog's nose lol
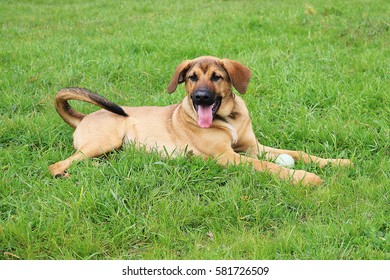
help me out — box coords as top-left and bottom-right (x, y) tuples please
(193, 89), (215, 106)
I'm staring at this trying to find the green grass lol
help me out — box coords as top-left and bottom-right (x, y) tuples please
(0, 0), (389, 260)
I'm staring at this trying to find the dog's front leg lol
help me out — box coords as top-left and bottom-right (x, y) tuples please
(214, 148), (323, 186)
(255, 144), (353, 168)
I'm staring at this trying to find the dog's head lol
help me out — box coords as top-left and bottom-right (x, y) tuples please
(167, 56), (251, 128)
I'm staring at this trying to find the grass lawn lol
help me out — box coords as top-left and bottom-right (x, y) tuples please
(0, 0), (389, 260)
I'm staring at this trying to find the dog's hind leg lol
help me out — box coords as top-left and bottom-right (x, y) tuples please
(49, 110), (129, 177)
(49, 149), (88, 178)
(49, 138), (124, 178)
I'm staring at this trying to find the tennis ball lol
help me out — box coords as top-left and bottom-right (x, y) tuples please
(275, 154), (295, 168)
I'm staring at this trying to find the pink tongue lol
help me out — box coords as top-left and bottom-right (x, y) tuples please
(197, 105), (213, 128)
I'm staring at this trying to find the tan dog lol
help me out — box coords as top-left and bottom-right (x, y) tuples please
(49, 56), (352, 185)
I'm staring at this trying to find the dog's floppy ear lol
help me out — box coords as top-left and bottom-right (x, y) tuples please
(167, 60), (193, 94)
(220, 59), (251, 94)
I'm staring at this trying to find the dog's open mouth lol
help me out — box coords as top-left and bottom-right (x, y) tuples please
(193, 97), (222, 128)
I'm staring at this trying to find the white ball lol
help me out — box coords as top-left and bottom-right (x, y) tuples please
(275, 154), (295, 168)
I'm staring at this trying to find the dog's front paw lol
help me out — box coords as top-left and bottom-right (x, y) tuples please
(333, 158), (354, 167)
(317, 158), (354, 168)
(292, 170), (323, 186)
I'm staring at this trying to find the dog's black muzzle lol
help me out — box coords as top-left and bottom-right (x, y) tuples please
(192, 88), (216, 106)
(191, 88), (222, 116)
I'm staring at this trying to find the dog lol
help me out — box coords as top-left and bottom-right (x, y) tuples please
(49, 56), (352, 186)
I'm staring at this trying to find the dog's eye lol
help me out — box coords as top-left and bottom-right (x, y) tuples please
(189, 74), (198, 82)
(211, 73), (222, 82)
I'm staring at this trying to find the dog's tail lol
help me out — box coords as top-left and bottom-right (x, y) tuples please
(54, 87), (128, 129)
